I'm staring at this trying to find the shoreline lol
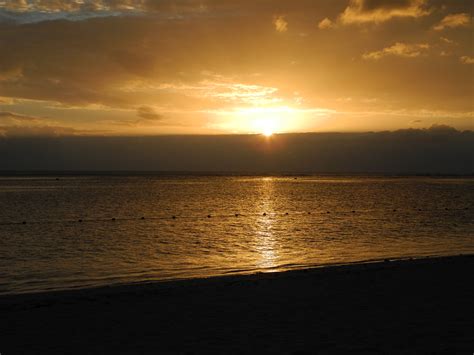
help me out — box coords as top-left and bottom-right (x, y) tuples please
(1, 252), (471, 298)
(2, 254), (473, 353)
(1, 171), (474, 178)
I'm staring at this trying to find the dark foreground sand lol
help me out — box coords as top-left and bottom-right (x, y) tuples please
(1, 255), (473, 354)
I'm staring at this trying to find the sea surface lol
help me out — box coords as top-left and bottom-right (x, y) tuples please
(0, 175), (473, 295)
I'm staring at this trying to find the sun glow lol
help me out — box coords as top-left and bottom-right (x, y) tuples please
(239, 107), (294, 135)
(207, 105), (333, 134)
(262, 128), (273, 137)
(256, 118), (276, 136)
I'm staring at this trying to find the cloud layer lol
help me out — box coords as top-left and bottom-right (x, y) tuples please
(0, 0), (472, 135)
(1, 129), (472, 173)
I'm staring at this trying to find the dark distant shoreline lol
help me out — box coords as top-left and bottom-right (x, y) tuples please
(1, 171), (473, 177)
(2, 254), (473, 354)
(2, 131), (473, 174)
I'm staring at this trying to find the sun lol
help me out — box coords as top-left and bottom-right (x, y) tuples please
(255, 117), (277, 137)
(262, 127), (274, 137)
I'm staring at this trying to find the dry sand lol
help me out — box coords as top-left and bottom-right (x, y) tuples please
(1, 255), (473, 354)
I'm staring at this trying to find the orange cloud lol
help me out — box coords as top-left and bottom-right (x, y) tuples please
(318, 17), (335, 29)
(460, 56), (474, 65)
(273, 15), (288, 33)
(363, 42), (430, 60)
(433, 13), (471, 31)
(340, 0), (430, 24)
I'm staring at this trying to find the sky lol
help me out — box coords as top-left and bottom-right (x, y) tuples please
(0, 0), (473, 137)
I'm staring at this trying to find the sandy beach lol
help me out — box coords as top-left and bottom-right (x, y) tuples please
(1, 255), (473, 354)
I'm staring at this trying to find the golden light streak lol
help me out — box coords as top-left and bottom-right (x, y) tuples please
(206, 106), (334, 134)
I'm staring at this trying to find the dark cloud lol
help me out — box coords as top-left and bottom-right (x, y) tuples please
(0, 0), (216, 24)
(0, 111), (39, 121)
(0, 0), (340, 17)
(361, 0), (414, 11)
(0, 128), (472, 173)
(427, 123), (459, 133)
(0, 110), (89, 137)
(125, 106), (169, 126)
(136, 106), (163, 120)
(1, 0), (136, 13)
(0, 125), (83, 137)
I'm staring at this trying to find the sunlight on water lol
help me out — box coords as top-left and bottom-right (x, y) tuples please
(255, 178), (277, 269)
(0, 175), (473, 295)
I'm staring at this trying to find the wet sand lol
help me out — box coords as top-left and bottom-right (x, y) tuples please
(1, 255), (473, 354)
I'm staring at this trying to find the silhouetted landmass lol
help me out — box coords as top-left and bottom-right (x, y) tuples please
(1, 255), (472, 354)
(0, 128), (473, 174)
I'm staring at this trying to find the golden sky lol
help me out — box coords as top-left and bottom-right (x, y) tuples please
(0, 0), (472, 136)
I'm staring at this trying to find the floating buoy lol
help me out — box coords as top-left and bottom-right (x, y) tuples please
(172, 216), (176, 219)
(308, 212), (311, 215)
(326, 211), (330, 214)
(112, 218), (116, 221)
(285, 212), (289, 215)
(78, 219), (83, 223)
(207, 215), (211, 218)
(235, 213), (239, 217)
(352, 210), (355, 213)
(141, 217), (145, 220)
(263, 213), (267, 216)
(393, 209), (397, 212)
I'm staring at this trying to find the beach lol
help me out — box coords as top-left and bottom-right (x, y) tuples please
(1, 255), (473, 354)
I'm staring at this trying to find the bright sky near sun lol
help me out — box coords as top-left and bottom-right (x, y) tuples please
(0, 0), (473, 136)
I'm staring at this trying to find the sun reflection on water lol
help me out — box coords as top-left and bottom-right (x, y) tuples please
(255, 177), (278, 269)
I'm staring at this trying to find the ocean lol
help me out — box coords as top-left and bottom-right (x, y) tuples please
(0, 175), (472, 295)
